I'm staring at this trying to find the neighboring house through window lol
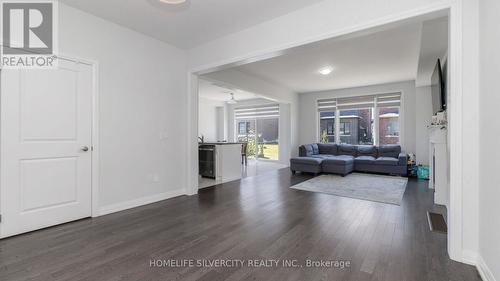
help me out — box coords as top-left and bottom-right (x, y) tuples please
(378, 107), (400, 145)
(340, 121), (351, 135)
(319, 111), (335, 143)
(238, 121), (251, 135)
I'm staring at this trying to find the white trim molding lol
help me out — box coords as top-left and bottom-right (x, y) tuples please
(462, 251), (498, 281)
(98, 189), (186, 216)
(186, 73), (199, 196)
(447, 1), (464, 262)
(54, 54), (101, 218)
(476, 255), (497, 281)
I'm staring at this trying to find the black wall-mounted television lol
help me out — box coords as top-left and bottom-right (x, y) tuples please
(431, 58), (446, 114)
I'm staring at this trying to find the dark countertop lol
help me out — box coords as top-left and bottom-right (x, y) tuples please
(199, 142), (244, 146)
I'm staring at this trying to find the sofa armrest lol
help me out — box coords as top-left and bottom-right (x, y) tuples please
(299, 146), (307, 157)
(398, 153), (407, 166)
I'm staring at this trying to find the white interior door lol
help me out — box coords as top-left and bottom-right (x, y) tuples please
(0, 59), (93, 238)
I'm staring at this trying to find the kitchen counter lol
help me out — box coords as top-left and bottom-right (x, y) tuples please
(198, 143), (242, 185)
(199, 142), (244, 145)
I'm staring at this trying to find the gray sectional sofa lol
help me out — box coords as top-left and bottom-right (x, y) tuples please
(290, 143), (407, 176)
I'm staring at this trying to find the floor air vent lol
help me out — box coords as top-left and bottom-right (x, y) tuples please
(427, 212), (448, 234)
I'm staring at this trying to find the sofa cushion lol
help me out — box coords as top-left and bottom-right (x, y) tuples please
(300, 144), (314, 156)
(290, 157), (323, 165)
(375, 157), (399, 166)
(322, 155), (354, 165)
(357, 145), (377, 157)
(318, 143), (338, 155)
(378, 145), (401, 158)
(355, 156), (376, 164)
(310, 154), (334, 159)
(338, 144), (357, 156)
(311, 143), (319, 155)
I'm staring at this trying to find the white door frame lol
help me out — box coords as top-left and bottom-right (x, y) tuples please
(59, 54), (101, 218)
(0, 54), (100, 236)
(186, 2), (466, 263)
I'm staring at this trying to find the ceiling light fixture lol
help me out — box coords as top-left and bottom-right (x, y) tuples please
(227, 93), (237, 104)
(158, 0), (186, 4)
(318, 66), (334, 75)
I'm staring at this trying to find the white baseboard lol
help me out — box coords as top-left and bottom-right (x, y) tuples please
(476, 255), (497, 281)
(460, 250), (497, 281)
(221, 176), (243, 182)
(278, 160), (289, 166)
(97, 189), (186, 216)
(462, 250), (478, 266)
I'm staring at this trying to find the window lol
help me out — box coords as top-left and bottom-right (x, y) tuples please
(237, 120), (255, 143)
(319, 111), (335, 143)
(378, 107), (400, 145)
(256, 118), (279, 160)
(317, 93), (401, 146)
(238, 121), (250, 134)
(339, 108), (373, 145)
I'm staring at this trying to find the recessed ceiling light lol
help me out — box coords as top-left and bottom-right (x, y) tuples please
(158, 0), (186, 4)
(318, 66), (334, 75)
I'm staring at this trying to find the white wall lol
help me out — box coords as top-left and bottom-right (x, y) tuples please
(279, 103), (293, 161)
(478, 0), (500, 279)
(59, 4), (188, 212)
(298, 81), (417, 154)
(415, 86), (433, 165)
(198, 97), (224, 142)
(216, 107), (226, 141)
(414, 15), (449, 166)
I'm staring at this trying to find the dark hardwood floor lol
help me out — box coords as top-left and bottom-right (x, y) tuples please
(0, 169), (481, 281)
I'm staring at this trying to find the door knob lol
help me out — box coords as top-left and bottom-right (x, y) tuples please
(81, 146), (89, 152)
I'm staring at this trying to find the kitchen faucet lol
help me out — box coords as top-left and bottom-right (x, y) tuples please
(198, 135), (204, 143)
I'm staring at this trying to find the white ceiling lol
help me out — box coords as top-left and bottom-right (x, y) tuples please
(198, 79), (259, 102)
(59, 0), (325, 49)
(222, 22), (425, 93)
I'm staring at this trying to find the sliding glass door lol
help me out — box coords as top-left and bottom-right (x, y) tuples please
(256, 118), (279, 160)
(236, 119), (256, 158)
(235, 104), (280, 161)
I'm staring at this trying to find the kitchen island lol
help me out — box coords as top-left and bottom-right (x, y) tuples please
(199, 142), (243, 187)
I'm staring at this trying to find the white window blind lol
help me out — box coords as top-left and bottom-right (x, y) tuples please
(234, 104), (280, 119)
(317, 98), (336, 112)
(376, 92), (401, 107)
(337, 95), (376, 110)
(317, 93), (401, 111)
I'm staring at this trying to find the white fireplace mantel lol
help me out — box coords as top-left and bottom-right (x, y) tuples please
(428, 126), (448, 207)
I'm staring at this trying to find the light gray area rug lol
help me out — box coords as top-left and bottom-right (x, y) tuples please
(291, 173), (408, 205)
